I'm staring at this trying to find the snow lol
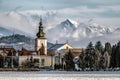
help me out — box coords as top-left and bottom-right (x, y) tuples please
(49, 44), (64, 50)
(0, 71), (119, 80)
(67, 19), (78, 28)
(0, 11), (120, 47)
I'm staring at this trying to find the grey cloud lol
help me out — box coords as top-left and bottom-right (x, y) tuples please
(1, 0), (120, 11)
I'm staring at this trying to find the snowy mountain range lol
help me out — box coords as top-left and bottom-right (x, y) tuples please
(46, 19), (120, 47)
(0, 11), (120, 47)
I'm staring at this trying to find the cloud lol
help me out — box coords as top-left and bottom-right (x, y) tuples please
(20, 10), (61, 29)
(20, 4), (120, 19)
(0, 11), (35, 35)
(18, 7), (120, 27)
(1, 0), (120, 23)
(1, 0), (120, 11)
(57, 5), (120, 18)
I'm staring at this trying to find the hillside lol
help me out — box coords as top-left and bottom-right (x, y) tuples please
(0, 34), (53, 50)
(0, 34), (34, 44)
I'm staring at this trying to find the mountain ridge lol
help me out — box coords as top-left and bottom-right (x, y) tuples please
(0, 34), (54, 50)
(0, 11), (119, 47)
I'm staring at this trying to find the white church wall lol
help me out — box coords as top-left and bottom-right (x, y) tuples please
(35, 38), (47, 55)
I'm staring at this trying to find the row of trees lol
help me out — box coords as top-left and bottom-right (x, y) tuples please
(63, 41), (120, 71)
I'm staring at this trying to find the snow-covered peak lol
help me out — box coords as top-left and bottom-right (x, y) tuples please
(89, 23), (112, 34)
(64, 19), (78, 28)
(62, 19), (74, 25)
(59, 19), (76, 30)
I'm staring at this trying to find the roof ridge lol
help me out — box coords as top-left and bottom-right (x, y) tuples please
(48, 44), (65, 50)
(48, 44), (57, 49)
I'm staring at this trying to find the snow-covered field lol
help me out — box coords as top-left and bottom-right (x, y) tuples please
(0, 71), (120, 80)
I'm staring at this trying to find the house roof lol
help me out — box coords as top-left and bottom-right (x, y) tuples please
(48, 44), (65, 50)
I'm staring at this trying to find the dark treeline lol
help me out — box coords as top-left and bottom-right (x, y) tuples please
(56, 41), (120, 71)
(0, 34), (34, 44)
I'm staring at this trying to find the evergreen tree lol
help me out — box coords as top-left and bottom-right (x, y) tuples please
(87, 42), (94, 50)
(13, 58), (19, 68)
(104, 51), (110, 69)
(104, 42), (112, 54)
(99, 55), (105, 70)
(110, 45), (117, 68)
(115, 41), (120, 67)
(84, 49), (95, 70)
(79, 49), (85, 70)
(95, 41), (103, 53)
(85, 42), (95, 70)
(64, 50), (74, 71)
(7, 50), (12, 56)
(94, 49), (101, 70)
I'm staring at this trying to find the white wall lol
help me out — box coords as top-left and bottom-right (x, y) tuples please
(35, 38), (47, 55)
(57, 43), (73, 51)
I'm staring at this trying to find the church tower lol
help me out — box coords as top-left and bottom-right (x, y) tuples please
(35, 18), (47, 55)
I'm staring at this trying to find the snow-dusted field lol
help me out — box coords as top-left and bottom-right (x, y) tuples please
(0, 71), (120, 80)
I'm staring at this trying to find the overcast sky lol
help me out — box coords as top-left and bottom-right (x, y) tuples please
(0, 0), (120, 27)
(0, 0), (120, 46)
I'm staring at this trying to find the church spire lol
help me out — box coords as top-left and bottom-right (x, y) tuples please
(36, 18), (45, 38)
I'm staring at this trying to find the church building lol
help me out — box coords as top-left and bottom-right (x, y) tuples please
(19, 19), (52, 68)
